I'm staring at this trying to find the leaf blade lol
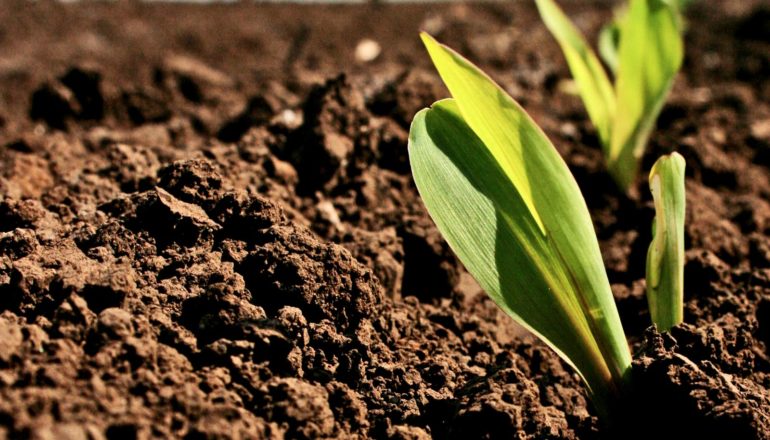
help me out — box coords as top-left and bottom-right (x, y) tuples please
(409, 99), (617, 407)
(420, 33), (545, 234)
(646, 152), (686, 331)
(608, 0), (683, 190)
(534, 0), (616, 148)
(598, 19), (621, 75)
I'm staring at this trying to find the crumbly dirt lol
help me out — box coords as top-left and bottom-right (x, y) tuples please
(0, 1), (769, 439)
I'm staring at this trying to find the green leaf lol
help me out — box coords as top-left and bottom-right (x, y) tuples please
(645, 153), (686, 332)
(534, 0), (615, 148)
(608, 0), (683, 191)
(598, 18), (621, 75)
(536, 0), (684, 192)
(411, 34), (631, 412)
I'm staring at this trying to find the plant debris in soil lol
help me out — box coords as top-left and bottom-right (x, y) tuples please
(0, 1), (770, 439)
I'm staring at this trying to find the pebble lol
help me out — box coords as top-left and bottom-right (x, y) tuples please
(355, 39), (381, 63)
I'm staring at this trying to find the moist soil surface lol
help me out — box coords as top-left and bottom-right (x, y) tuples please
(1, 1), (770, 439)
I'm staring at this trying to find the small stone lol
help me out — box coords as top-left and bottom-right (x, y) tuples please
(355, 39), (382, 63)
(316, 200), (342, 231)
(280, 109), (299, 127)
(420, 14), (446, 35)
(751, 119), (770, 140)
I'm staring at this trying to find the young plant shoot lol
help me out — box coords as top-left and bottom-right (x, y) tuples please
(646, 153), (686, 332)
(599, 0), (690, 75)
(535, 0), (684, 192)
(408, 33), (632, 416)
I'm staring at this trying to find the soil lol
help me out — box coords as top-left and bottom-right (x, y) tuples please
(0, 0), (769, 438)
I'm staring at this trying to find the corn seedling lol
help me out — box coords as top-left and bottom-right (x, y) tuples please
(408, 34), (686, 419)
(535, 0), (684, 192)
(409, 33), (631, 416)
(598, 0), (691, 75)
(646, 153), (686, 332)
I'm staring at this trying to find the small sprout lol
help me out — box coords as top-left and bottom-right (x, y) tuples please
(646, 153), (686, 332)
(409, 33), (631, 416)
(535, 0), (684, 192)
(598, 0), (690, 75)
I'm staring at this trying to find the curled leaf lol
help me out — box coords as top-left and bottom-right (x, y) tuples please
(646, 152), (686, 331)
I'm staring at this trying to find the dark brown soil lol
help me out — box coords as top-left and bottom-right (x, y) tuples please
(0, 1), (769, 439)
